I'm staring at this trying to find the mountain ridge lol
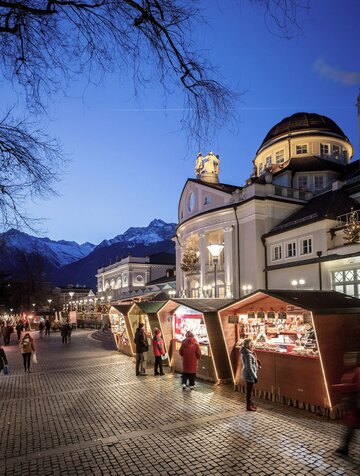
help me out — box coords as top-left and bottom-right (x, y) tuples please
(0, 219), (176, 288)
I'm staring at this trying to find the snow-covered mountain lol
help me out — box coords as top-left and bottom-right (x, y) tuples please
(0, 219), (176, 286)
(0, 229), (96, 268)
(96, 219), (176, 249)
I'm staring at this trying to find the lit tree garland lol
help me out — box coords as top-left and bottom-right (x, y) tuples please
(343, 208), (360, 244)
(180, 248), (199, 272)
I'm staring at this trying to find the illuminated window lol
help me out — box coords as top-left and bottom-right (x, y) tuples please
(272, 245), (282, 261)
(285, 241), (296, 258)
(188, 192), (195, 212)
(275, 150), (285, 164)
(300, 237), (312, 255)
(320, 143), (330, 157)
(314, 175), (324, 190)
(332, 145), (340, 160)
(331, 268), (360, 298)
(298, 176), (308, 190)
(296, 145), (308, 154)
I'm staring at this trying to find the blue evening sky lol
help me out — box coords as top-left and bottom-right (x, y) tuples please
(19, 0), (360, 244)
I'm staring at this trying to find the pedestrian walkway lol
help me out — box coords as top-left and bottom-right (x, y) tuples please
(0, 329), (359, 475)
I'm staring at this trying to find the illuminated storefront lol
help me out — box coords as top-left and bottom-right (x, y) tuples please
(219, 290), (360, 417)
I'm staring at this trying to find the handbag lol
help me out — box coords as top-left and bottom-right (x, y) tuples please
(161, 352), (168, 360)
(3, 365), (10, 375)
(32, 352), (38, 364)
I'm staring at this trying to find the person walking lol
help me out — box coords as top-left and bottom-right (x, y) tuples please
(134, 322), (149, 376)
(240, 338), (259, 411)
(179, 330), (201, 390)
(0, 344), (8, 374)
(4, 322), (13, 346)
(61, 322), (68, 344)
(335, 352), (360, 457)
(16, 320), (24, 341)
(66, 321), (72, 343)
(152, 328), (165, 376)
(38, 320), (45, 339)
(44, 318), (51, 337)
(19, 333), (35, 373)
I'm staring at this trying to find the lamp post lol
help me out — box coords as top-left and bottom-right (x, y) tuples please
(47, 299), (52, 311)
(207, 244), (224, 298)
(69, 292), (74, 310)
(316, 251), (323, 290)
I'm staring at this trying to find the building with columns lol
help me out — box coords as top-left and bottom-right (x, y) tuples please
(96, 253), (175, 302)
(175, 110), (360, 299)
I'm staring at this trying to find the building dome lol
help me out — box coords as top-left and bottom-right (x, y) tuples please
(259, 112), (349, 151)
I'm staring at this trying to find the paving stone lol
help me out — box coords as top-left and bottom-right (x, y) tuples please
(1, 329), (359, 475)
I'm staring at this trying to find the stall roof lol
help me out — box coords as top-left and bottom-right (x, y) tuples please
(111, 304), (133, 315)
(135, 301), (167, 314)
(241, 290), (360, 314)
(172, 298), (236, 313)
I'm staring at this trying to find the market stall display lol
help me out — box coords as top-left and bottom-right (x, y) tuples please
(158, 299), (234, 382)
(127, 301), (168, 366)
(219, 290), (360, 417)
(109, 305), (133, 356)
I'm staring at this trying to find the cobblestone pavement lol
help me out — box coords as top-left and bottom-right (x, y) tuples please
(0, 330), (359, 476)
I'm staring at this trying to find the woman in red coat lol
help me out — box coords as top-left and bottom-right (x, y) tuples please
(179, 330), (201, 390)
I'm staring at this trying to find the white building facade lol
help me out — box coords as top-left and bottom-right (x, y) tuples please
(175, 111), (360, 299)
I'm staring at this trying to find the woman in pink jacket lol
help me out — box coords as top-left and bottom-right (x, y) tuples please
(152, 328), (165, 376)
(179, 330), (201, 390)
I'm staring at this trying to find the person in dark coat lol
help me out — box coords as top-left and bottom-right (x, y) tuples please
(240, 338), (259, 411)
(179, 330), (201, 390)
(44, 319), (51, 336)
(61, 323), (68, 344)
(335, 352), (360, 457)
(134, 322), (149, 376)
(0, 344), (8, 373)
(38, 321), (45, 339)
(16, 321), (24, 341)
(4, 322), (13, 346)
(152, 328), (165, 376)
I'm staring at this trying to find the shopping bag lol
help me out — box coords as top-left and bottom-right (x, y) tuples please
(32, 352), (38, 364)
(161, 352), (168, 360)
(3, 365), (10, 375)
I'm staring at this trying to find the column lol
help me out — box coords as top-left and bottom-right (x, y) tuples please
(199, 233), (207, 297)
(224, 226), (234, 298)
(175, 242), (183, 297)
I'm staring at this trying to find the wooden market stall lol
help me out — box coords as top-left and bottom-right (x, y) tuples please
(127, 301), (168, 367)
(109, 304), (133, 356)
(158, 299), (235, 383)
(218, 290), (360, 416)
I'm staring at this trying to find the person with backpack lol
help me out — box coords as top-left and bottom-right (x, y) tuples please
(134, 322), (149, 376)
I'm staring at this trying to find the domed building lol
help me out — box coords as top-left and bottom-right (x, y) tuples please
(175, 111), (360, 299)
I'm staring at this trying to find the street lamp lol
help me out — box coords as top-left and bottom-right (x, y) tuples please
(207, 243), (224, 298)
(168, 289), (176, 299)
(69, 292), (74, 310)
(47, 299), (52, 310)
(242, 285), (253, 296)
(291, 279), (305, 290)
